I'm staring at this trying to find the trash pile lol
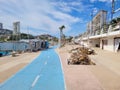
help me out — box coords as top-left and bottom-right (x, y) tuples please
(67, 47), (95, 65)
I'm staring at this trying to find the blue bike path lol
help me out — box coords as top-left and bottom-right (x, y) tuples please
(0, 47), (65, 90)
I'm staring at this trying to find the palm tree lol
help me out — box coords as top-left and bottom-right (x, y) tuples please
(59, 25), (65, 30)
(59, 25), (65, 47)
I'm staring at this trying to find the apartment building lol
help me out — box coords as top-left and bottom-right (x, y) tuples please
(80, 10), (120, 52)
(13, 21), (20, 35)
(0, 23), (3, 29)
(92, 10), (107, 36)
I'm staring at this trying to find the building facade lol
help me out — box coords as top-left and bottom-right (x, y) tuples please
(0, 23), (3, 29)
(91, 10), (107, 36)
(80, 10), (120, 52)
(13, 21), (20, 35)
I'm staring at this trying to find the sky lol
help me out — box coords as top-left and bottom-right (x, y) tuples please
(0, 0), (120, 37)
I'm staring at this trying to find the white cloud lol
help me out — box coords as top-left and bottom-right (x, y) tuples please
(51, 1), (86, 13)
(0, 0), (81, 36)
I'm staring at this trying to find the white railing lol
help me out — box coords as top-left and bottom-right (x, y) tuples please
(81, 24), (120, 40)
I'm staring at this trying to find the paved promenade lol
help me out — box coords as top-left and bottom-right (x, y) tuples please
(0, 45), (120, 90)
(89, 48), (120, 90)
(56, 45), (103, 90)
(56, 45), (120, 90)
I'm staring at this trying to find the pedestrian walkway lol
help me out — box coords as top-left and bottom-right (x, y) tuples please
(90, 48), (120, 75)
(56, 46), (103, 90)
(89, 48), (120, 90)
(0, 47), (65, 90)
(56, 45), (120, 90)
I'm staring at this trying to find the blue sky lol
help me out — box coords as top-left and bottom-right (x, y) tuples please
(0, 0), (120, 37)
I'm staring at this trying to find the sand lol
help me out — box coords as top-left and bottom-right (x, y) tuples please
(0, 52), (40, 83)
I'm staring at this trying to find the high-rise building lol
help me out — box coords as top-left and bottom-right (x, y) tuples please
(92, 10), (107, 35)
(0, 23), (3, 29)
(86, 21), (92, 36)
(13, 21), (20, 35)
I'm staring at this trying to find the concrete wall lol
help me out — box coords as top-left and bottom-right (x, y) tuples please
(81, 37), (117, 52)
(105, 38), (114, 51)
(100, 37), (114, 52)
(89, 39), (100, 47)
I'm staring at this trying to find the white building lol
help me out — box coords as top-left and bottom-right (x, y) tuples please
(91, 10), (107, 36)
(13, 21), (20, 35)
(80, 10), (120, 52)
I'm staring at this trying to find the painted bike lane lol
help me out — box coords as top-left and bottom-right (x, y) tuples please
(0, 47), (65, 90)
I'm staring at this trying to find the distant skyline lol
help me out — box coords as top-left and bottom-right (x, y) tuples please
(0, 0), (120, 37)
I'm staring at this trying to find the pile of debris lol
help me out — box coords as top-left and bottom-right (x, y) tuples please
(67, 47), (95, 65)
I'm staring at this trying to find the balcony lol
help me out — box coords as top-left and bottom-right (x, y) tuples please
(82, 24), (120, 40)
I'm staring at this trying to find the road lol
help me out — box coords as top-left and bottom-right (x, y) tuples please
(0, 47), (65, 90)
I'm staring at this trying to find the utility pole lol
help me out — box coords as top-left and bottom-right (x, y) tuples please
(88, 10), (93, 48)
(111, 0), (120, 19)
(111, 0), (115, 20)
(90, 10), (93, 36)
